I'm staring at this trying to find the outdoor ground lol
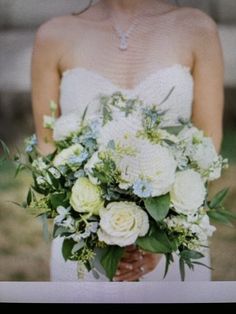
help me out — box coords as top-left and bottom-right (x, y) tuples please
(0, 129), (235, 281)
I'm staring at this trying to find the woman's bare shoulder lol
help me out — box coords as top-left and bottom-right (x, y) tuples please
(174, 7), (219, 35)
(35, 15), (78, 45)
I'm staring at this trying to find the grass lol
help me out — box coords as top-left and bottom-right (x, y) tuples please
(0, 128), (236, 281)
(221, 128), (236, 162)
(0, 161), (50, 281)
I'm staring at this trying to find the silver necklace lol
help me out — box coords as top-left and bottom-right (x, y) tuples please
(111, 13), (147, 51)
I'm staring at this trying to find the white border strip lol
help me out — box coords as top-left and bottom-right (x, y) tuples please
(0, 282), (236, 303)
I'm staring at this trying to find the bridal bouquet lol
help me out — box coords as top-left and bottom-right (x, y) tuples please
(14, 92), (233, 281)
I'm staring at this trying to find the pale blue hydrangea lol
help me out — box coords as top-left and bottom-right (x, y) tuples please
(25, 134), (37, 153)
(68, 151), (89, 165)
(74, 169), (86, 178)
(89, 118), (102, 137)
(133, 179), (153, 198)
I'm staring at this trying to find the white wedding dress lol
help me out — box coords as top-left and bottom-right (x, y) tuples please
(50, 64), (211, 281)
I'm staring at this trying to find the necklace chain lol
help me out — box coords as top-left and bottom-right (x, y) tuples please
(111, 11), (152, 51)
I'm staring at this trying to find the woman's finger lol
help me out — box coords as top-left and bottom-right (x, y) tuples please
(118, 258), (144, 272)
(124, 245), (137, 252)
(122, 251), (143, 261)
(113, 267), (146, 282)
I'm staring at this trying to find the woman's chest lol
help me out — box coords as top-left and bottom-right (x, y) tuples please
(59, 22), (193, 90)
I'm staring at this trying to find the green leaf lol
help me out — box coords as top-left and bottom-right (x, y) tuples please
(159, 86), (175, 106)
(217, 209), (236, 220)
(179, 258), (185, 281)
(26, 206), (49, 217)
(53, 225), (69, 238)
(81, 105), (89, 122)
(209, 188), (229, 209)
(144, 194), (170, 222)
(72, 241), (85, 254)
(14, 163), (25, 178)
(180, 250), (204, 260)
(136, 228), (173, 254)
(192, 261), (213, 270)
(62, 238), (75, 261)
(163, 125), (185, 135)
(100, 246), (124, 281)
(27, 188), (32, 206)
(207, 211), (233, 226)
(0, 139), (10, 159)
(50, 192), (67, 210)
(163, 253), (174, 279)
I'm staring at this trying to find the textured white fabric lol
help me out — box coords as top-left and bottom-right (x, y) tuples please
(60, 64), (193, 126)
(51, 63), (211, 281)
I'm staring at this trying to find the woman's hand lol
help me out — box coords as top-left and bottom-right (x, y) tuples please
(113, 245), (162, 282)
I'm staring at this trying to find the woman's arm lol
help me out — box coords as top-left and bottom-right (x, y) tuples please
(31, 20), (63, 155)
(191, 12), (224, 153)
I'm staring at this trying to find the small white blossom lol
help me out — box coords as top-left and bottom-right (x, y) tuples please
(53, 113), (81, 141)
(48, 167), (61, 179)
(43, 115), (56, 129)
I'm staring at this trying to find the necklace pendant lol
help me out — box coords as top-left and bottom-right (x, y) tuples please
(119, 34), (128, 51)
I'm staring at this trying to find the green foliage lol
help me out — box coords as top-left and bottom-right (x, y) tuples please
(163, 253), (174, 279)
(180, 250), (204, 260)
(0, 139), (10, 166)
(62, 238), (75, 261)
(179, 258), (185, 281)
(207, 211), (233, 226)
(208, 188), (236, 226)
(209, 188), (229, 209)
(49, 192), (68, 210)
(163, 125), (185, 135)
(178, 250), (205, 281)
(100, 246), (124, 281)
(144, 194), (170, 222)
(136, 227), (173, 254)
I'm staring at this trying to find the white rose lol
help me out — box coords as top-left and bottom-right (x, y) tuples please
(53, 113), (81, 141)
(84, 152), (101, 185)
(117, 139), (177, 196)
(70, 177), (104, 215)
(53, 144), (84, 168)
(97, 202), (149, 247)
(170, 170), (206, 215)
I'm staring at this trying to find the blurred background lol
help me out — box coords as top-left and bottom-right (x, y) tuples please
(0, 0), (235, 281)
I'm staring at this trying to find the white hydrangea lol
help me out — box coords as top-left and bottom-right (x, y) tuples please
(164, 212), (215, 252)
(179, 126), (204, 144)
(198, 214), (216, 238)
(97, 202), (149, 247)
(53, 113), (81, 141)
(170, 170), (206, 215)
(189, 137), (221, 181)
(117, 138), (177, 197)
(97, 115), (142, 148)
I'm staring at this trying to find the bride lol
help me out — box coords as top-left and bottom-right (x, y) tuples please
(31, 0), (224, 281)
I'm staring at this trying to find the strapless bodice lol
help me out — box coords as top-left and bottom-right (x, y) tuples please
(59, 64), (194, 125)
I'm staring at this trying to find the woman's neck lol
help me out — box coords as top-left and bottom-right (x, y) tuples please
(102, 0), (167, 16)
